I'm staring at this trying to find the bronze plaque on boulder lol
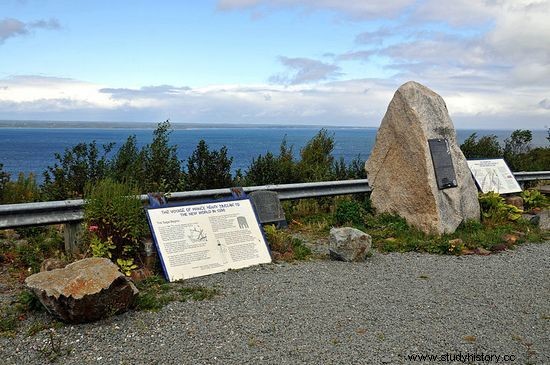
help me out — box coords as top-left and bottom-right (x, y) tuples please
(428, 138), (458, 190)
(249, 191), (287, 228)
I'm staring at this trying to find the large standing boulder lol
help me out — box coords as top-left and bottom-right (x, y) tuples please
(365, 81), (480, 234)
(328, 227), (372, 262)
(25, 257), (138, 323)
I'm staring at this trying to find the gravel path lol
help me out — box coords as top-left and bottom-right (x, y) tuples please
(2, 243), (549, 365)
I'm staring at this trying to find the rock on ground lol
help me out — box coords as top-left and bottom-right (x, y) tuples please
(25, 257), (138, 323)
(328, 227), (372, 262)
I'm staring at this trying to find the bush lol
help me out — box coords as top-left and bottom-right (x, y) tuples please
(297, 129), (335, 182)
(520, 189), (549, 210)
(333, 155), (367, 180)
(244, 137), (298, 186)
(0, 173), (41, 204)
(0, 163), (9, 202)
(263, 225), (311, 261)
(334, 199), (366, 226)
(184, 140), (233, 190)
(141, 120), (183, 192)
(478, 192), (523, 224)
(460, 133), (502, 159)
(84, 179), (148, 262)
(42, 141), (114, 200)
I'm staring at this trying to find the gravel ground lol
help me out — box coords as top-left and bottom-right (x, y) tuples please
(1, 243), (549, 365)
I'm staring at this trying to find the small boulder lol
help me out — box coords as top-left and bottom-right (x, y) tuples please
(474, 247), (491, 256)
(328, 227), (372, 262)
(505, 196), (524, 211)
(25, 257), (138, 323)
(538, 209), (550, 231)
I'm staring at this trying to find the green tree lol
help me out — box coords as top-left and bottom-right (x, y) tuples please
(0, 163), (10, 203)
(333, 155), (366, 180)
(184, 140), (233, 190)
(142, 120), (182, 192)
(42, 141), (114, 200)
(504, 129), (532, 156)
(1, 173), (41, 204)
(244, 137), (298, 186)
(297, 129), (335, 182)
(110, 135), (144, 184)
(503, 129), (533, 171)
(460, 133), (502, 159)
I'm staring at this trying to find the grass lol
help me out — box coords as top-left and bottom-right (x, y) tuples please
(0, 290), (44, 337)
(285, 197), (546, 256)
(134, 275), (220, 311)
(263, 224), (312, 261)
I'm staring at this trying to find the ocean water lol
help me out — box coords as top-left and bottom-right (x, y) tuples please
(0, 127), (547, 181)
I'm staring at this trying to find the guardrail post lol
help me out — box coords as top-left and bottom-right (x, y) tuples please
(63, 222), (81, 255)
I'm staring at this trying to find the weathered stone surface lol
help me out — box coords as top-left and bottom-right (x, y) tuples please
(328, 227), (372, 262)
(365, 81), (480, 234)
(25, 257), (138, 323)
(505, 196), (524, 211)
(539, 209), (550, 230)
(40, 258), (66, 272)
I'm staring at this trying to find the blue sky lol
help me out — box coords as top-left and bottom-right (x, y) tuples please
(0, 0), (549, 129)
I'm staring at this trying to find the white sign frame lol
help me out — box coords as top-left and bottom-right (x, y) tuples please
(146, 198), (272, 282)
(467, 158), (522, 194)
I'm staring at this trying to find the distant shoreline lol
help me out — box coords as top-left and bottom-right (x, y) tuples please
(0, 120), (546, 131)
(0, 120), (377, 130)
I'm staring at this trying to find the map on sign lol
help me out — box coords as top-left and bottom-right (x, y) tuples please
(467, 159), (522, 194)
(146, 198), (271, 282)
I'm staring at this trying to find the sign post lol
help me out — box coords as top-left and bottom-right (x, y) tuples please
(146, 198), (271, 282)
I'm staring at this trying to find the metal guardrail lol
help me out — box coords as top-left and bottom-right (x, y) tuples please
(0, 171), (548, 252)
(1, 172), (549, 230)
(513, 171), (550, 182)
(0, 179), (372, 231)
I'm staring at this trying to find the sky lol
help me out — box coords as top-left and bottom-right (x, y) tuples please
(0, 0), (549, 129)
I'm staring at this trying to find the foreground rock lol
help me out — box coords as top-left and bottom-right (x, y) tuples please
(365, 81), (480, 234)
(25, 257), (138, 323)
(539, 209), (550, 230)
(328, 227), (372, 262)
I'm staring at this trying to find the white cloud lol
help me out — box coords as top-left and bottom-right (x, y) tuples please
(2, 1), (549, 130)
(0, 17), (60, 43)
(217, 0), (415, 19)
(269, 57), (342, 84)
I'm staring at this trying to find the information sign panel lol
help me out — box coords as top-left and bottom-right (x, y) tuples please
(146, 198), (271, 282)
(467, 159), (522, 194)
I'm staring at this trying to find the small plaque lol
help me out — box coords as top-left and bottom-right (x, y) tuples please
(146, 198), (271, 282)
(428, 138), (458, 190)
(249, 191), (287, 228)
(467, 159), (522, 194)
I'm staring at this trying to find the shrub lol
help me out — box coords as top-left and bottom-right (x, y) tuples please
(263, 224), (311, 261)
(184, 140), (233, 190)
(460, 133), (502, 159)
(42, 141), (114, 200)
(244, 137), (299, 186)
(333, 155), (367, 180)
(110, 135), (145, 185)
(141, 120), (183, 192)
(478, 191), (523, 224)
(334, 199), (366, 226)
(0, 163), (9, 202)
(297, 129), (335, 182)
(0, 172), (41, 204)
(84, 179), (148, 262)
(520, 189), (549, 210)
